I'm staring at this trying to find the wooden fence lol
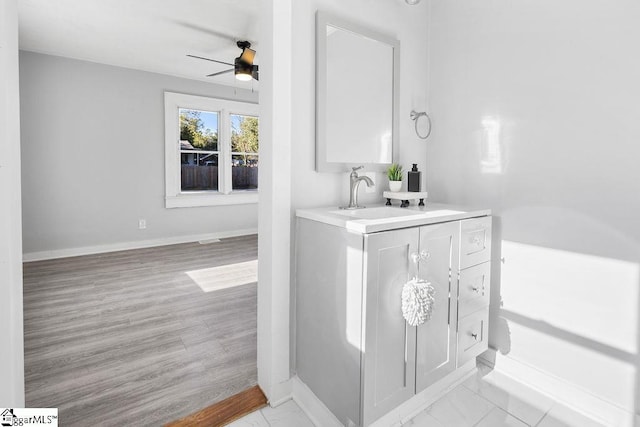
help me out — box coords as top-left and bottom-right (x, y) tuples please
(181, 165), (258, 191)
(232, 165), (259, 190)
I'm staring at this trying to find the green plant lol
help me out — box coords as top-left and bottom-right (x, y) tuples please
(387, 163), (403, 181)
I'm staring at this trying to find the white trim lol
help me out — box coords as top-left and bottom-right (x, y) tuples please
(267, 379), (294, 408)
(257, 0), (293, 403)
(22, 228), (258, 262)
(372, 360), (477, 427)
(291, 376), (342, 427)
(165, 191), (258, 208)
(291, 362), (477, 427)
(1, 0), (25, 406)
(486, 350), (635, 427)
(164, 92), (259, 208)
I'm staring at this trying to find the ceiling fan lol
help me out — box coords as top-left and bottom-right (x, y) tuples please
(188, 40), (258, 81)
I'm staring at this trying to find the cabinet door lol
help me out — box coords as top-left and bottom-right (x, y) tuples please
(362, 227), (418, 426)
(415, 221), (460, 393)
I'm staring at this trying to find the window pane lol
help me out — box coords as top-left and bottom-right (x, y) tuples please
(181, 153), (219, 191)
(231, 114), (259, 154)
(179, 108), (219, 192)
(179, 108), (219, 151)
(232, 154), (258, 190)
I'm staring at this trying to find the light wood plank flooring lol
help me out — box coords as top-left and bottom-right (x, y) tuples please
(23, 235), (258, 426)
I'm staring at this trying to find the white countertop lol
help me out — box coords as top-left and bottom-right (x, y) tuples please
(296, 202), (491, 234)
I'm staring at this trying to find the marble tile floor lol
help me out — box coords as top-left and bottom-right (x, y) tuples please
(228, 365), (611, 427)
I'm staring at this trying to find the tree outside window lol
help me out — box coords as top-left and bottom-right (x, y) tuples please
(231, 114), (259, 190)
(179, 108), (219, 191)
(164, 92), (259, 208)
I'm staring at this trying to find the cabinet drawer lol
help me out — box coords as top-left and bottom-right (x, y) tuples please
(460, 217), (492, 269)
(458, 262), (491, 318)
(457, 308), (489, 366)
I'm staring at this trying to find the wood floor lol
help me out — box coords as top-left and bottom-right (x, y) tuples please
(23, 235), (258, 426)
(166, 385), (267, 427)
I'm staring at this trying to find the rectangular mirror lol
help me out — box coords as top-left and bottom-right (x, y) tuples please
(316, 12), (400, 173)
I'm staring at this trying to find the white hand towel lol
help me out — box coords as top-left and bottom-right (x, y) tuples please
(401, 277), (435, 327)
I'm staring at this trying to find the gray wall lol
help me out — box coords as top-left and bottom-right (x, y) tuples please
(427, 0), (640, 418)
(0, 0), (25, 406)
(20, 51), (259, 257)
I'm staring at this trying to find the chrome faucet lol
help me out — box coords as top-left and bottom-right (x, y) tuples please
(342, 166), (374, 210)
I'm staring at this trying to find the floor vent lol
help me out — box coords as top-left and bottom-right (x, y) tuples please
(198, 238), (222, 244)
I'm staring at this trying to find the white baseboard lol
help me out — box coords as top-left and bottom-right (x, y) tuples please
(487, 349), (636, 427)
(266, 378), (294, 408)
(371, 360), (477, 427)
(292, 376), (342, 427)
(292, 361), (477, 427)
(22, 228), (258, 262)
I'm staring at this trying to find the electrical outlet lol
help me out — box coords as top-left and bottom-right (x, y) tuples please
(138, 219), (146, 229)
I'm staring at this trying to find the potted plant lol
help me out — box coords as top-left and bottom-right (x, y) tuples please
(387, 163), (403, 192)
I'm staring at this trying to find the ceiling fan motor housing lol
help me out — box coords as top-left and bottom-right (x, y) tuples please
(237, 40), (252, 50)
(235, 56), (254, 75)
(234, 40), (258, 81)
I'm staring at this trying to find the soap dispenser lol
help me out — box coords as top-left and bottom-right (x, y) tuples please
(408, 164), (421, 192)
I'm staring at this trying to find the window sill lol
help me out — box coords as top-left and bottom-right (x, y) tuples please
(165, 191), (258, 208)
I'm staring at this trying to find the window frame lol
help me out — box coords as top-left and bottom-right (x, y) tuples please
(164, 92), (259, 208)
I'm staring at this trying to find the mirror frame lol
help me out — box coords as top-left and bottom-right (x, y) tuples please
(315, 11), (400, 173)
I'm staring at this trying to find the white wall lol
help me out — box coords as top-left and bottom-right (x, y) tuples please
(426, 0), (640, 422)
(288, 0), (430, 374)
(20, 52), (259, 258)
(257, 0), (295, 404)
(0, 0), (25, 407)
(291, 0), (430, 211)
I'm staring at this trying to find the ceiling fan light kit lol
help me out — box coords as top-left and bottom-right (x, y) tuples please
(234, 58), (254, 81)
(188, 40), (259, 82)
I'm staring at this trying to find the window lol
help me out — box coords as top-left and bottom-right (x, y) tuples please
(165, 92), (259, 208)
(231, 114), (259, 190)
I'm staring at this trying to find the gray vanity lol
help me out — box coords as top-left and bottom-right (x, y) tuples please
(295, 204), (492, 426)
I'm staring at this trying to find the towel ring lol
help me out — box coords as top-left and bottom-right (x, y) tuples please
(410, 110), (432, 140)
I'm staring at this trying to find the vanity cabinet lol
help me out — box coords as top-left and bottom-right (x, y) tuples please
(362, 221), (460, 424)
(457, 217), (492, 366)
(296, 206), (491, 427)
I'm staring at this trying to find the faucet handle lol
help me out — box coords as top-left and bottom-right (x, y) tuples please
(351, 166), (364, 173)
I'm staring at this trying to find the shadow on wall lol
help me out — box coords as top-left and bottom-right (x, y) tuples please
(485, 208), (640, 426)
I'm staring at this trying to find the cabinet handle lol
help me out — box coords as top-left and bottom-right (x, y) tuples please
(472, 286), (479, 293)
(471, 333), (478, 340)
(472, 236), (482, 245)
(410, 251), (431, 264)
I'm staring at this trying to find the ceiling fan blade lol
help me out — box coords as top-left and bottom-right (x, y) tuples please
(187, 54), (234, 67)
(173, 20), (237, 44)
(206, 69), (234, 77)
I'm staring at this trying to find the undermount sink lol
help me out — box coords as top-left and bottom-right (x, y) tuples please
(330, 206), (425, 220)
